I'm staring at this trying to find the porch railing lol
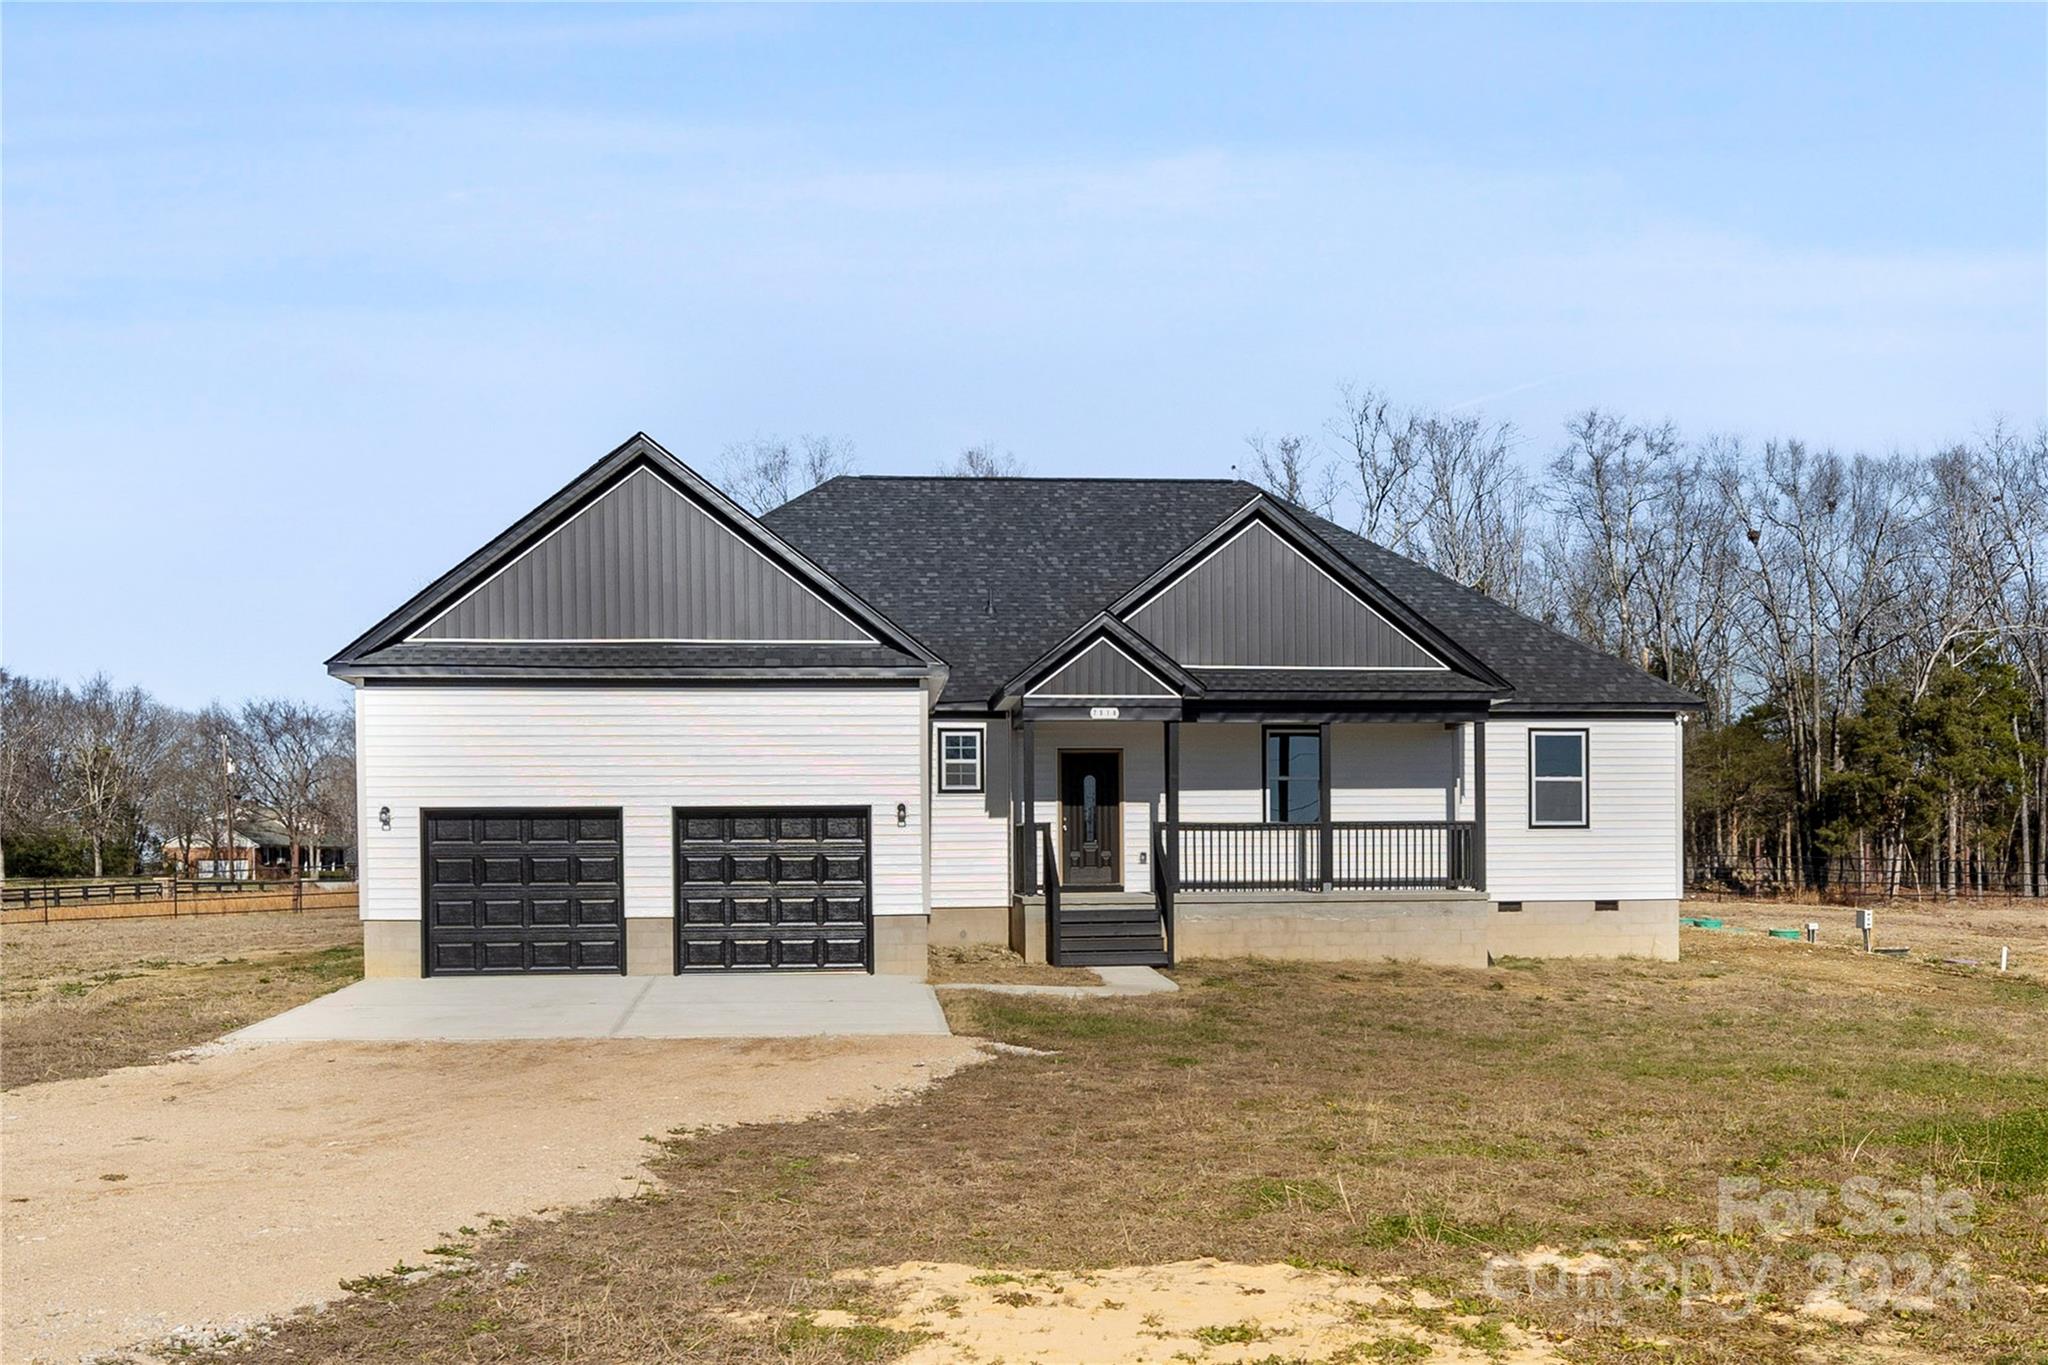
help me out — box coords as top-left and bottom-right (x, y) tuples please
(1036, 823), (1062, 962)
(1174, 820), (1477, 892)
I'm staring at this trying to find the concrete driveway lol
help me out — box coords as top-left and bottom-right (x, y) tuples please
(226, 972), (952, 1043)
(3, 1032), (985, 1364)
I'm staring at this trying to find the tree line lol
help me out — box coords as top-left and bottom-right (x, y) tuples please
(0, 672), (354, 882)
(1246, 387), (2047, 898)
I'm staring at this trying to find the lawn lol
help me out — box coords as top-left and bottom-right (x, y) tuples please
(0, 907), (363, 1088)
(193, 928), (2047, 1364)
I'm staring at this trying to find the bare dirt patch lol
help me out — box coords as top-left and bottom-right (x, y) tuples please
(794, 1258), (1556, 1363)
(0, 908), (362, 1088)
(198, 937), (2048, 1363)
(1, 1034), (985, 1364)
(925, 942), (1099, 986)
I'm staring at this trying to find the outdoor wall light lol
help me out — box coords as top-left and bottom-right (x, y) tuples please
(378, 805), (391, 831)
(895, 802), (907, 827)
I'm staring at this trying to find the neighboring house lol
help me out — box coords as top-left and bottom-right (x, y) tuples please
(328, 434), (1701, 980)
(157, 814), (352, 878)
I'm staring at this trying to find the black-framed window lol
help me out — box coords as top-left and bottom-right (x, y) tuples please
(937, 727), (984, 793)
(1263, 728), (1322, 824)
(1528, 729), (1588, 827)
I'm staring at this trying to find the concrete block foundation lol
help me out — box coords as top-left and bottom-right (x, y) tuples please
(872, 913), (930, 977)
(362, 921), (422, 979)
(626, 919), (672, 975)
(1486, 899), (1679, 962)
(1172, 893), (1491, 968)
(930, 905), (1009, 948)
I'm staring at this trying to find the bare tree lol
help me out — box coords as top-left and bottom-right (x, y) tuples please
(237, 699), (345, 880)
(1409, 413), (1534, 606)
(1325, 384), (1418, 548)
(147, 712), (219, 875)
(309, 719), (358, 875)
(940, 443), (1028, 478)
(0, 671), (64, 881)
(53, 674), (178, 877)
(1243, 432), (1335, 516)
(715, 434), (858, 513)
(1281, 384), (1534, 603)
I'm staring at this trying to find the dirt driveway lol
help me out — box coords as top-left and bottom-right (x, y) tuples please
(2, 1036), (986, 1364)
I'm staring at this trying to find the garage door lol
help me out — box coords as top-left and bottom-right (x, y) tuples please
(675, 808), (871, 970)
(424, 809), (624, 975)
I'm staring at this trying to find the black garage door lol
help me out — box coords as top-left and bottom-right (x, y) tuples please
(675, 808), (871, 970)
(423, 809), (624, 975)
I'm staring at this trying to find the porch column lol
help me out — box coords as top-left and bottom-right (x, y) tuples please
(1164, 719), (1180, 892)
(1472, 719), (1488, 891)
(1318, 720), (1334, 890)
(1021, 717), (1038, 892)
(1009, 718), (1024, 893)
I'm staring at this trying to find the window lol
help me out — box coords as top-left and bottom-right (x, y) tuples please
(1263, 728), (1322, 824)
(937, 727), (984, 793)
(1528, 729), (1588, 827)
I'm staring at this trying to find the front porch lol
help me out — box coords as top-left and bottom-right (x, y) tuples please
(1005, 714), (1489, 968)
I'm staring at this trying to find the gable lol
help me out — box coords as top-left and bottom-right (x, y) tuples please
(1124, 520), (1445, 670)
(1027, 638), (1180, 699)
(412, 466), (875, 644)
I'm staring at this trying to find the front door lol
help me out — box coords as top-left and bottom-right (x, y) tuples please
(1059, 751), (1121, 888)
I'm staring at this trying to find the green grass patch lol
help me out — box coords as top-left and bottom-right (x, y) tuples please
(1897, 1107), (2048, 1190)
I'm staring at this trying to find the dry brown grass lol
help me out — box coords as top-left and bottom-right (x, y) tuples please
(192, 933), (2048, 1365)
(925, 942), (1101, 986)
(0, 907), (362, 1088)
(1689, 895), (2048, 983)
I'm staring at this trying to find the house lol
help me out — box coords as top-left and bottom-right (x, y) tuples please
(328, 434), (1701, 979)
(156, 813), (351, 879)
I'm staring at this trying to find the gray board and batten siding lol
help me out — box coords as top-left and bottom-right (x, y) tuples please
(1030, 639), (1180, 698)
(413, 466), (875, 644)
(1124, 521), (1446, 671)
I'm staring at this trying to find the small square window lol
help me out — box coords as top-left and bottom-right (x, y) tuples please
(937, 728), (984, 793)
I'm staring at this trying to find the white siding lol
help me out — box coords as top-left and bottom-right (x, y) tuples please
(930, 719), (1012, 909)
(1180, 722), (1465, 822)
(1030, 721), (1165, 894)
(1483, 717), (1683, 900)
(354, 685), (927, 922)
(999, 720), (1474, 889)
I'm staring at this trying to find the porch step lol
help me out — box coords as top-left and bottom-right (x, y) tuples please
(1059, 947), (1171, 967)
(1058, 907), (1164, 927)
(1060, 923), (1164, 942)
(1057, 932), (1167, 953)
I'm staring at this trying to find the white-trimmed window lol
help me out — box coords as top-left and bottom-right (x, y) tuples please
(1528, 729), (1588, 828)
(937, 727), (984, 793)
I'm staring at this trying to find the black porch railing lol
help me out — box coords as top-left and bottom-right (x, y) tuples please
(1174, 820), (1477, 892)
(1037, 823), (1061, 962)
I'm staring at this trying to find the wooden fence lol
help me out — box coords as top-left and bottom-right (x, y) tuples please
(0, 880), (358, 926)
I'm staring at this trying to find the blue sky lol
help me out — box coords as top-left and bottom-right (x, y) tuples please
(4, 3), (2043, 709)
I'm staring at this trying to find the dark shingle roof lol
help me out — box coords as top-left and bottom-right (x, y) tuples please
(764, 476), (1701, 713)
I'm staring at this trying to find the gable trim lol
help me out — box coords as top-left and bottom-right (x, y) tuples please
(329, 434), (940, 671)
(993, 613), (1204, 708)
(1026, 639), (1182, 699)
(405, 465), (876, 645)
(1122, 517), (1448, 672)
(1108, 496), (1511, 690)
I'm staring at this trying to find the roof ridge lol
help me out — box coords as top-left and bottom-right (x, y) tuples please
(840, 474), (1248, 485)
